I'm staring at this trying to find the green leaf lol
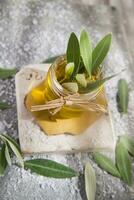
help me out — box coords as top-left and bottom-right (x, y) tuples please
(85, 162), (96, 200)
(5, 143), (12, 166)
(0, 134), (21, 153)
(76, 74), (87, 88)
(0, 68), (17, 79)
(78, 56), (85, 72)
(6, 141), (23, 168)
(116, 141), (132, 185)
(0, 102), (11, 110)
(79, 74), (115, 94)
(80, 30), (92, 76)
(120, 135), (134, 156)
(92, 33), (112, 73)
(0, 144), (7, 176)
(62, 82), (78, 93)
(24, 159), (78, 178)
(117, 79), (129, 114)
(66, 32), (80, 78)
(41, 55), (62, 63)
(93, 152), (121, 178)
(0, 134), (24, 168)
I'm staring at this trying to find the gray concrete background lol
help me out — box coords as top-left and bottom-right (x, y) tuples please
(0, 0), (134, 199)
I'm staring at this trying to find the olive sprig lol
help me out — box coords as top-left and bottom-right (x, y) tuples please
(62, 30), (112, 93)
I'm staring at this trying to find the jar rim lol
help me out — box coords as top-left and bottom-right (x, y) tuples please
(49, 56), (103, 99)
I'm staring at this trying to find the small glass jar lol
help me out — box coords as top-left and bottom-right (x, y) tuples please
(43, 56), (103, 119)
(25, 56), (106, 135)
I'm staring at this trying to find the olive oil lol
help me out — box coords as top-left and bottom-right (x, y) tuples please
(25, 57), (107, 135)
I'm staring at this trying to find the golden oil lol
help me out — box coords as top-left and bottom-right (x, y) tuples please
(25, 56), (107, 135)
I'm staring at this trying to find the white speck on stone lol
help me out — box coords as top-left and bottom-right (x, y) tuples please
(32, 18), (38, 25)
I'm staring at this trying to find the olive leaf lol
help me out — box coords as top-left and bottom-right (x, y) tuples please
(24, 159), (78, 178)
(0, 68), (17, 79)
(116, 79), (129, 114)
(7, 140), (24, 168)
(0, 144), (7, 176)
(76, 74), (87, 88)
(78, 56), (85, 72)
(79, 74), (115, 94)
(1, 134), (21, 152)
(92, 33), (112, 73)
(5, 143), (12, 166)
(120, 135), (134, 156)
(93, 152), (121, 178)
(85, 162), (96, 200)
(80, 30), (92, 76)
(116, 141), (132, 186)
(62, 82), (78, 93)
(0, 102), (11, 110)
(66, 32), (80, 78)
(41, 55), (63, 63)
(0, 134), (24, 168)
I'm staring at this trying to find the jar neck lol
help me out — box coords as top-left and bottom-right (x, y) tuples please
(48, 56), (102, 100)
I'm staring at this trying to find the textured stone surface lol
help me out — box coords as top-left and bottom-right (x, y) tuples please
(0, 0), (134, 200)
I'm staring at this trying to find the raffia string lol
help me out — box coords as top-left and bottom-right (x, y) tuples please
(30, 69), (126, 115)
(31, 93), (107, 115)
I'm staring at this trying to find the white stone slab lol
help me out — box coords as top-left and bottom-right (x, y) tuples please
(15, 64), (116, 154)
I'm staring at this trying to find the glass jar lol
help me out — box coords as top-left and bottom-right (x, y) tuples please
(43, 56), (103, 118)
(25, 56), (107, 135)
